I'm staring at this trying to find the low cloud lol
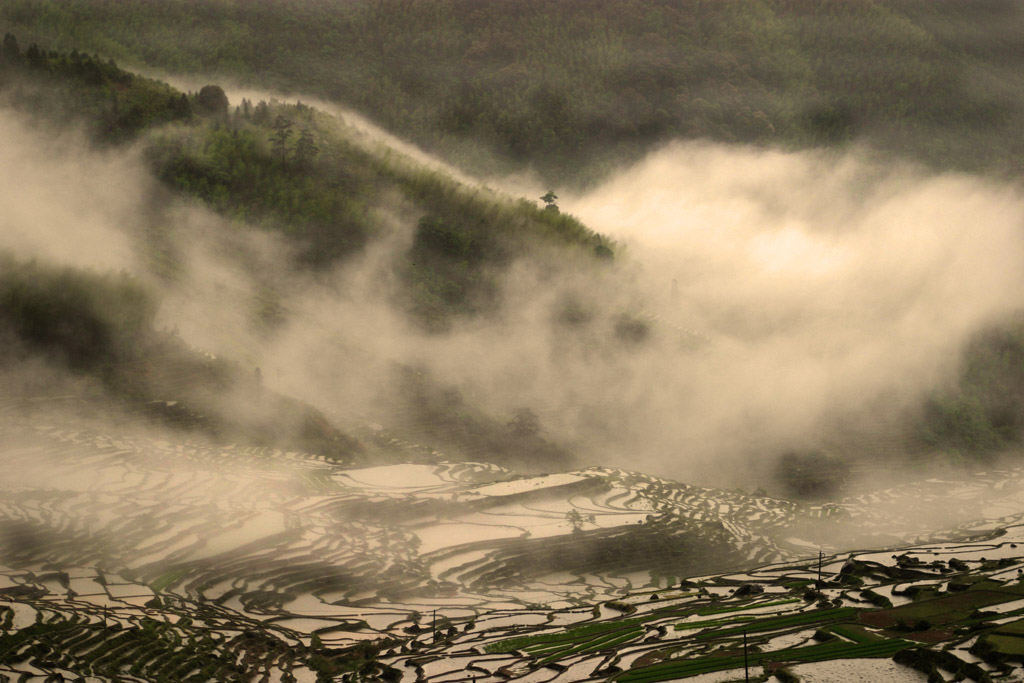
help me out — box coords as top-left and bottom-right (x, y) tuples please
(5, 93), (1024, 493)
(556, 142), (1024, 481)
(0, 111), (140, 271)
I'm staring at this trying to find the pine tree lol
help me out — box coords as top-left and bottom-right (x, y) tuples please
(253, 100), (270, 125)
(24, 43), (43, 67)
(171, 93), (192, 121)
(1, 33), (20, 63)
(294, 128), (319, 166)
(270, 115), (293, 160)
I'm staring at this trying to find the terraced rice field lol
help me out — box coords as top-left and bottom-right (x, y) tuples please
(392, 528), (1024, 682)
(4, 406), (1024, 680)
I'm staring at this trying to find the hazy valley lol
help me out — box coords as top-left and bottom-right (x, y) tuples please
(4, 2), (1024, 681)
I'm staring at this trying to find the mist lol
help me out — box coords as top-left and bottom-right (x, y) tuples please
(248, 135), (1024, 488)
(559, 143), (1024, 481)
(4, 89), (1024, 492)
(0, 112), (140, 271)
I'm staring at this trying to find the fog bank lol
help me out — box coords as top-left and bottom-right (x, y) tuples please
(558, 143), (1024, 479)
(5, 94), (1024, 490)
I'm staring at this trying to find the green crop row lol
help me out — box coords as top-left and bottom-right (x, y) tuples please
(486, 616), (647, 653)
(694, 607), (858, 641)
(537, 627), (644, 665)
(492, 596), (807, 654)
(150, 569), (188, 593)
(674, 615), (756, 631)
(695, 598), (801, 617)
(489, 597), (809, 656)
(827, 623), (884, 644)
(616, 637), (910, 682)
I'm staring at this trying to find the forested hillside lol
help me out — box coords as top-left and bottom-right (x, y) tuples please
(0, 35), (608, 325)
(0, 36), (602, 472)
(3, 0), (1024, 184)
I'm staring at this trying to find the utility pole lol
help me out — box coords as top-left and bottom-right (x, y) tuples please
(432, 609), (436, 642)
(743, 629), (749, 683)
(818, 550), (823, 585)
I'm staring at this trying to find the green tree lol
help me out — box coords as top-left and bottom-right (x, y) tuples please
(1, 32), (20, 63)
(540, 190), (559, 212)
(252, 100), (270, 124)
(270, 115), (293, 160)
(508, 407), (541, 438)
(196, 84), (229, 116)
(24, 43), (43, 68)
(565, 509), (596, 533)
(294, 128), (319, 166)
(167, 93), (191, 121)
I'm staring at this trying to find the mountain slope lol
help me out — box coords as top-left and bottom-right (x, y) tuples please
(4, 0), (1024, 184)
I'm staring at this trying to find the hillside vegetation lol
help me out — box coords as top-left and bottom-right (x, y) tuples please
(0, 34), (610, 331)
(0, 36), (608, 471)
(3, 0), (1024, 184)
(921, 318), (1024, 459)
(0, 253), (366, 461)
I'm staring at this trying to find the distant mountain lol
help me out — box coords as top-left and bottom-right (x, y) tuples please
(4, 0), (1024, 184)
